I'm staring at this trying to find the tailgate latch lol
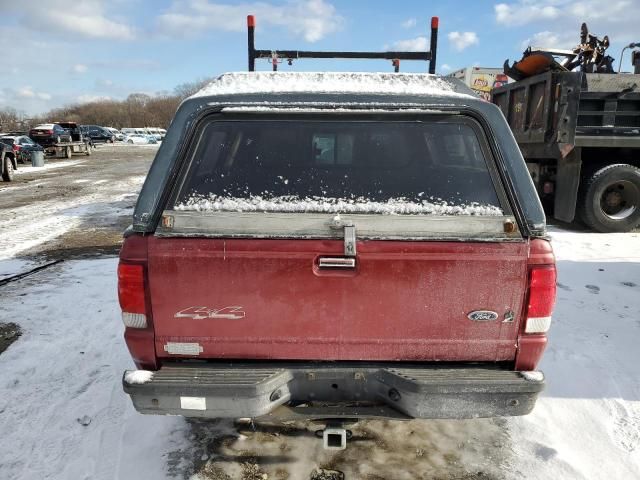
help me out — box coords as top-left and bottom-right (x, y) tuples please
(344, 225), (356, 256)
(330, 215), (357, 257)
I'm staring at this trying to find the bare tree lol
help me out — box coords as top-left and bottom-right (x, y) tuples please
(12, 77), (211, 131)
(173, 77), (215, 99)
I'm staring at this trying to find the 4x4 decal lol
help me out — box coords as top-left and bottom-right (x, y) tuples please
(174, 306), (245, 320)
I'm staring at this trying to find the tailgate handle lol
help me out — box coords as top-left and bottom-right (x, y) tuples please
(318, 257), (356, 269)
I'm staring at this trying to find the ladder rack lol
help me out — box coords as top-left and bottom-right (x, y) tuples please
(247, 15), (439, 74)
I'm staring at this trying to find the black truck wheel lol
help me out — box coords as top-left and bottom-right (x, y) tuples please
(579, 164), (640, 232)
(2, 156), (14, 181)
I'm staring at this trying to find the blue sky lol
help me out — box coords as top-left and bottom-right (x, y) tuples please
(1, 0), (639, 115)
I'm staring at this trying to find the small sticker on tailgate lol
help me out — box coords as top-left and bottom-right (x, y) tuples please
(163, 342), (204, 355)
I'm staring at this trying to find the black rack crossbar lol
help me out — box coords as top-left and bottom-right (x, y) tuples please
(247, 15), (439, 74)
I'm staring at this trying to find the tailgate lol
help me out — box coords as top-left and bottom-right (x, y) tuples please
(148, 236), (528, 361)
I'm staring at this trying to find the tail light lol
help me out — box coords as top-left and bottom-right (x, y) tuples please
(524, 265), (556, 333)
(12, 144), (20, 152)
(118, 263), (148, 328)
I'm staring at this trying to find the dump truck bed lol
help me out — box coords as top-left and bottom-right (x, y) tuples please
(492, 71), (640, 159)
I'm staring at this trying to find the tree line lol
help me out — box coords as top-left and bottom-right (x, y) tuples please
(0, 77), (214, 133)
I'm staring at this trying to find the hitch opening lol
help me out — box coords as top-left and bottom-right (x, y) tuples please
(323, 427), (348, 450)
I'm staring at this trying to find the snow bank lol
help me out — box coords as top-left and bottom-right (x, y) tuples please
(175, 194), (503, 216)
(507, 228), (640, 480)
(13, 159), (82, 175)
(190, 72), (473, 99)
(0, 259), (182, 480)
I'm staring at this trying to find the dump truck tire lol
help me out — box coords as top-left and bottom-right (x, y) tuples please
(578, 164), (640, 232)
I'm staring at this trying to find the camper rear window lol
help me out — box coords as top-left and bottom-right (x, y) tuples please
(173, 117), (504, 216)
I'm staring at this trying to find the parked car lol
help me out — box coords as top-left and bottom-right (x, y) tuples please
(81, 125), (115, 144)
(29, 123), (72, 146)
(144, 134), (158, 144)
(124, 134), (150, 144)
(145, 127), (165, 141)
(119, 72), (556, 431)
(106, 127), (125, 141)
(0, 135), (44, 164)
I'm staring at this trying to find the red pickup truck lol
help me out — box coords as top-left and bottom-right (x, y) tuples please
(119, 72), (556, 441)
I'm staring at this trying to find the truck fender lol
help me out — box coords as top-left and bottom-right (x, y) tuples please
(554, 148), (582, 223)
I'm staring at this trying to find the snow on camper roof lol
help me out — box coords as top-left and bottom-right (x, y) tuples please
(190, 72), (474, 99)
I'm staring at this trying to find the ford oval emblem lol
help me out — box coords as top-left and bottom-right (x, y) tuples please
(467, 310), (499, 321)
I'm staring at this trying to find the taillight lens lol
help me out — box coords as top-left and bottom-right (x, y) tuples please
(524, 265), (557, 333)
(118, 263), (147, 328)
(12, 144), (20, 151)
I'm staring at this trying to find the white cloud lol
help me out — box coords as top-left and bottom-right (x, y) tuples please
(390, 36), (428, 52)
(156, 0), (344, 43)
(6, 0), (135, 40)
(401, 18), (417, 29)
(440, 63), (452, 72)
(495, 2), (559, 26)
(15, 86), (51, 101)
(496, 0), (639, 55)
(72, 64), (88, 74)
(77, 94), (112, 104)
(16, 87), (35, 98)
(520, 31), (575, 50)
(496, 0), (632, 26)
(97, 79), (115, 88)
(448, 31), (479, 51)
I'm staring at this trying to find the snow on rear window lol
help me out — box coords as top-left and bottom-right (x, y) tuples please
(176, 195), (503, 216)
(173, 119), (504, 216)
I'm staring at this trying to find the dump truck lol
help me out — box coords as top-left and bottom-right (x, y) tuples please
(492, 25), (640, 232)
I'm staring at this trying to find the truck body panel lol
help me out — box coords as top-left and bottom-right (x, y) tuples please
(119, 72), (555, 421)
(148, 237), (528, 362)
(492, 71), (640, 159)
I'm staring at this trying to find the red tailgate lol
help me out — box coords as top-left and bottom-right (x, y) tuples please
(148, 236), (528, 362)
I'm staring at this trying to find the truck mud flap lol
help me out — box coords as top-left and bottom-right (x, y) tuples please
(124, 363), (544, 420)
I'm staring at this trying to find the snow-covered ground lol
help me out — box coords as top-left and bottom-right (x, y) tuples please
(0, 228), (638, 479)
(0, 149), (150, 260)
(508, 228), (640, 479)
